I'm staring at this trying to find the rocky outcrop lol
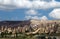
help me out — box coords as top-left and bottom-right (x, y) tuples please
(26, 19), (60, 35)
(0, 19), (60, 35)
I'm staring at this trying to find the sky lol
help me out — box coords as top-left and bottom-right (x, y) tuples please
(0, 0), (60, 21)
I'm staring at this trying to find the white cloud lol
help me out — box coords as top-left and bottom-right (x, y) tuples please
(31, 16), (40, 19)
(49, 8), (60, 19)
(14, 0), (32, 8)
(0, 0), (17, 10)
(25, 16), (41, 20)
(25, 15), (48, 20)
(0, 0), (60, 10)
(40, 16), (48, 20)
(25, 9), (42, 20)
(25, 16), (32, 20)
(26, 9), (40, 15)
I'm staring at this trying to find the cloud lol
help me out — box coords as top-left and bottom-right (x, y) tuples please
(14, 0), (60, 9)
(26, 9), (41, 15)
(0, 0), (17, 10)
(25, 15), (48, 20)
(49, 8), (60, 19)
(25, 9), (42, 20)
(25, 9), (48, 20)
(0, 0), (60, 10)
(25, 16), (31, 20)
(40, 16), (48, 20)
(25, 16), (40, 20)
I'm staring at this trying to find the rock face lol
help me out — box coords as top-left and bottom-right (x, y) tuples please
(0, 20), (31, 33)
(0, 19), (60, 34)
(29, 19), (60, 34)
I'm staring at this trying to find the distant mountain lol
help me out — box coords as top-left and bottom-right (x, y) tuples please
(0, 20), (30, 27)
